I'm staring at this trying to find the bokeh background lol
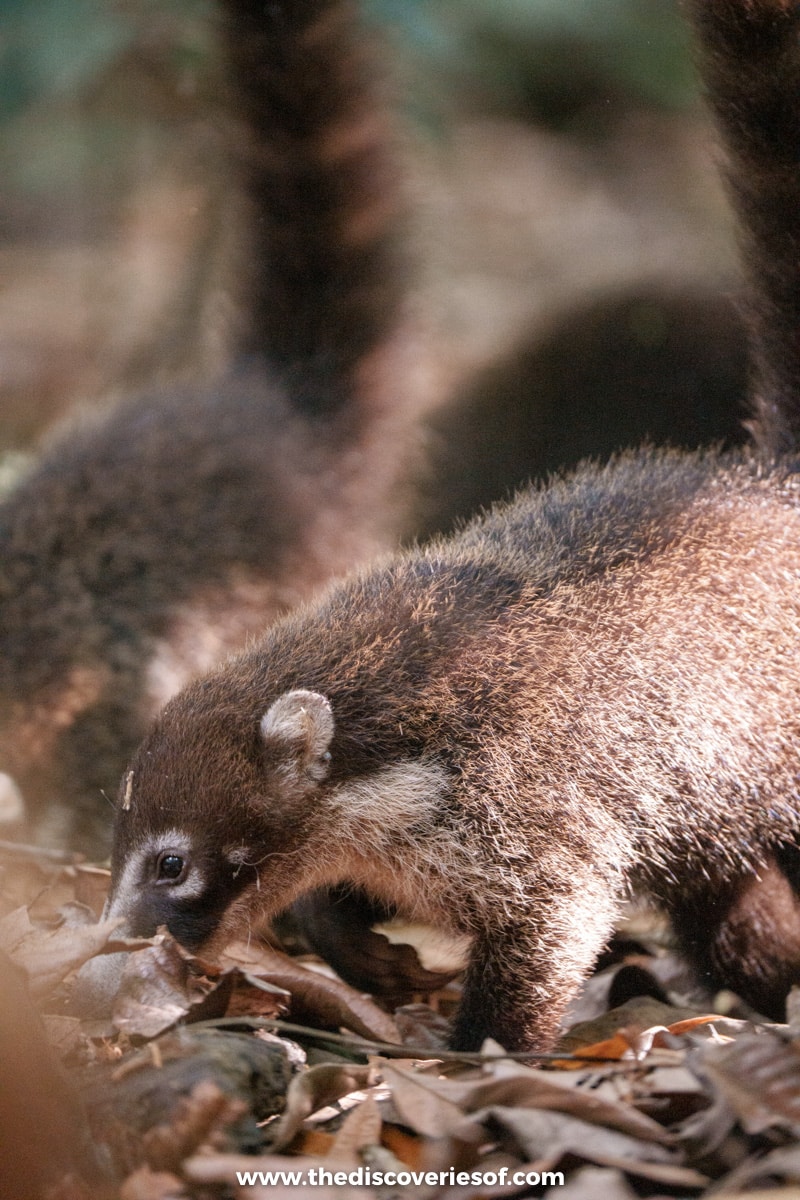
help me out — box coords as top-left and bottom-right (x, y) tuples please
(0, 0), (744, 509)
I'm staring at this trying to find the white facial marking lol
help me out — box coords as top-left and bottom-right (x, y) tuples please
(108, 829), (204, 923)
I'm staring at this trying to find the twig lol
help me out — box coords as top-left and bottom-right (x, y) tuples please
(186, 1015), (633, 1065)
(0, 839), (88, 864)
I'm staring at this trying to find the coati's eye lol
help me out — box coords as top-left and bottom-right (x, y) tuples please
(155, 851), (187, 883)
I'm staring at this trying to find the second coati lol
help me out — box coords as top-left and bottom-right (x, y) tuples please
(102, 2), (800, 1050)
(0, 0), (421, 854)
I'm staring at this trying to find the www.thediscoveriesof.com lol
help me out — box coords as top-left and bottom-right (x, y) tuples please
(235, 1166), (565, 1188)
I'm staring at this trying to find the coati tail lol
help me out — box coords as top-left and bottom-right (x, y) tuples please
(688, 0), (800, 456)
(219, 0), (406, 420)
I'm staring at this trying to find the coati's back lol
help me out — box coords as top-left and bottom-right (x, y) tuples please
(139, 446), (800, 808)
(0, 0), (416, 852)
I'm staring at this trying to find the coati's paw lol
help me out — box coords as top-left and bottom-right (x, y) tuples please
(291, 887), (466, 1004)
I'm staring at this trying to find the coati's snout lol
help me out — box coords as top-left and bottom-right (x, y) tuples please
(106, 828), (253, 951)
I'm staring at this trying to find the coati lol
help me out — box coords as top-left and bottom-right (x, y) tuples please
(102, 0), (800, 1052)
(0, 0), (420, 854)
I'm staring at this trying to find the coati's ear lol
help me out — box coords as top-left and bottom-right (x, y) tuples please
(259, 690), (334, 784)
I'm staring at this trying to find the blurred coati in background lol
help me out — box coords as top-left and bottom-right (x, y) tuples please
(415, 281), (749, 538)
(101, 0), (800, 1051)
(0, 0), (425, 853)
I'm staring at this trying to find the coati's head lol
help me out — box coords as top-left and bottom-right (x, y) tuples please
(106, 687), (336, 953)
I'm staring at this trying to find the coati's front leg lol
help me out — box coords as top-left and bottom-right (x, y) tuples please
(451, 885), (621, 1052)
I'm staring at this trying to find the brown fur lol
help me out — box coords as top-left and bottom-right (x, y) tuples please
(102, 0), (800, 1051)
(220, 0), (409, 416)
(108, 450), (800, 1049)
(296, 280), (753, 993)
(671, 857), (800, 1018)
(0, 0), (418, 853)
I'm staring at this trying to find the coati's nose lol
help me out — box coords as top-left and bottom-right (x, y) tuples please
(0, 772), (25, 826)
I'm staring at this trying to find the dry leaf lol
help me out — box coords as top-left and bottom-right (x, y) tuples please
(379, 1062), (467, 1138)
(668, 1014), (727, 1036)
(711, 1170), (800, 1200)
(558, 996), (706, 1054)
(112, 939), (218, 1038)
(0, 904), (124, 1000)
(380, 1123), (427, 1171)
(219, 942), (401, 1043)
(700, 1030), (800, 1133)
(483, 1106), (678, 1168)
(74, 935), (286, 1034)
(465, 1074), (671, 1144)
(270, 1063), (377, 1150)
(0, 857), (54, 915)
(292, 1130), (335, 1157)
(328, 1095), (382, 1163)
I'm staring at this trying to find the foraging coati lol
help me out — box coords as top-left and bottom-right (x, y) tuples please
(107, 447), (800, 1051)
(102, 0), (800, 1051)
(0, 0), (421, 854)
